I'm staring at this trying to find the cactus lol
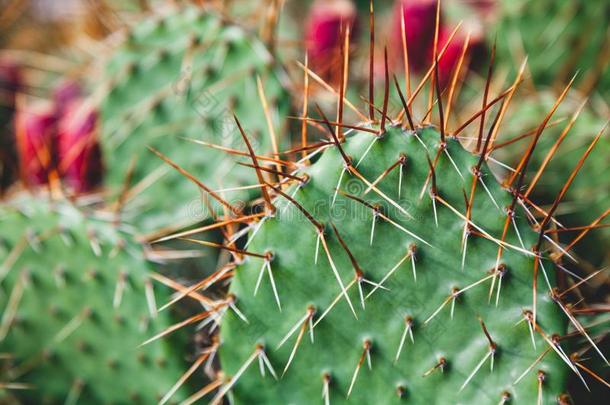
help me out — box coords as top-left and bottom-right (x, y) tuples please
(496, 0), (610, 97)
(569, 313), (610, 399)
(213, 122), (573, 404)
(14, 100), (57, 188)
(135, 2), (610, 401)
(99, 5), (289, 233)
(1, 2), (607, 404)
(0, 194), (190, 403)
(156, 6), (610, 394)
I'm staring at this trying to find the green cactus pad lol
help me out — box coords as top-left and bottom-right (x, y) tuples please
(0, 195), (188, 404)
(569, 313), (610, 400)
(100, 6), (289, 233)
(218, 126), (570, 404)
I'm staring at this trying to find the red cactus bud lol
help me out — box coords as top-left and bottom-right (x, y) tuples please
(391, 0), (439, 72)
(53, 80), (82, 116)
(432, 28), (464, 89)
(1, 58), (22, 191)
(15, 102), (57, 187)
(57, 102), (103, 193)
(305, 0), (357, 84)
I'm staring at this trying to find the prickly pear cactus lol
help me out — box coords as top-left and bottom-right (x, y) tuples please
(100, 5), (288, 232)
(0, 195), (188, 403)
(218, 125), (570, 403)
(496, 0), (610, 97)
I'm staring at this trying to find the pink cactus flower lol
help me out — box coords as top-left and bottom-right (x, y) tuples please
(14, 77), (103, 193)
(305, 0), (357, 84)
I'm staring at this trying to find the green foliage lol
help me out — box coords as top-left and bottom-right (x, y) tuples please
(0, 195), (188, 404)
(219, 126), (569, 404)
(100, 6), (289, 233)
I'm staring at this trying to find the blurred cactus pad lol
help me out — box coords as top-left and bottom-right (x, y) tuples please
(99, 5), (289, 233)
(0, 195), (188, 403)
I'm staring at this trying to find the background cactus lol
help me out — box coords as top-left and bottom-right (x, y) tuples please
(495, 0), (610, 98)
(1, 0), (608, 403)
(98, 5), (289, 234)
(494, 93), (610, 269)
(216, 125), (571, 404)
(0, 59), (21, 193)
(0, 194), (189, 404)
